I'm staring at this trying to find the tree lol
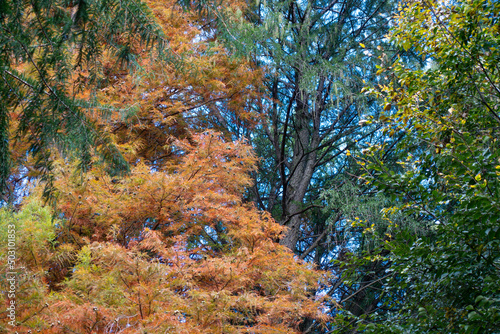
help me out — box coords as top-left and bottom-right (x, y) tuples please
(1, 1), (329, 332)
(0, 132), (327, 333)
(359, 0), (500, 332)
(206, 0), (399, 329)
(216, 0), (394, 252)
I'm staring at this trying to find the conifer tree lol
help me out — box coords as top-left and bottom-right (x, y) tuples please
(206, 0), (394, 252)
(198, 0), (398, 329)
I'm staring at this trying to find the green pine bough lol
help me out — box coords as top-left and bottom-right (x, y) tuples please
(0, 0), (168, 202)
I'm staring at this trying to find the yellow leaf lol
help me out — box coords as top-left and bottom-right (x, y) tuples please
(475, 173), (481, 182)
(359, 43), (366, 48)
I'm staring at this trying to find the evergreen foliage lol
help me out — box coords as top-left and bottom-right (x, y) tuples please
(210, 0), (396, 253)
(0, 0), (166, 201)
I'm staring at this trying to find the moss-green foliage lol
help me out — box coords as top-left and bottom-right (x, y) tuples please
(0, 199), (58, 329)
(321, 179), (421, 332)
(0, 199), (55, 266)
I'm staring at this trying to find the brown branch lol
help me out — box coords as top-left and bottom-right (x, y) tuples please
(299, 213), (341, 260)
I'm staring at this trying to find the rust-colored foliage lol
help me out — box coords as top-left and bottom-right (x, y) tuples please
(1, 0), (327, 332)
(93, 0), (264, 168)
(56, 132), (258, 245)
(1, 133), (327, 333)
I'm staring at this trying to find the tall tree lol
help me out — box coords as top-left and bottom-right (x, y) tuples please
(213, 0), (394, 254)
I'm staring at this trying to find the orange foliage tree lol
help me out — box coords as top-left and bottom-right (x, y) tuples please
(1, 132), (327, 333)
(1, 0), (328, 333)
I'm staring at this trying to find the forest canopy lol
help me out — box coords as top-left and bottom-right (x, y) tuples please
(0, 0), (499, 333)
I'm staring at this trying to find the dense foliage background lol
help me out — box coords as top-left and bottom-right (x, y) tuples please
(0, 0), (498, 333)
